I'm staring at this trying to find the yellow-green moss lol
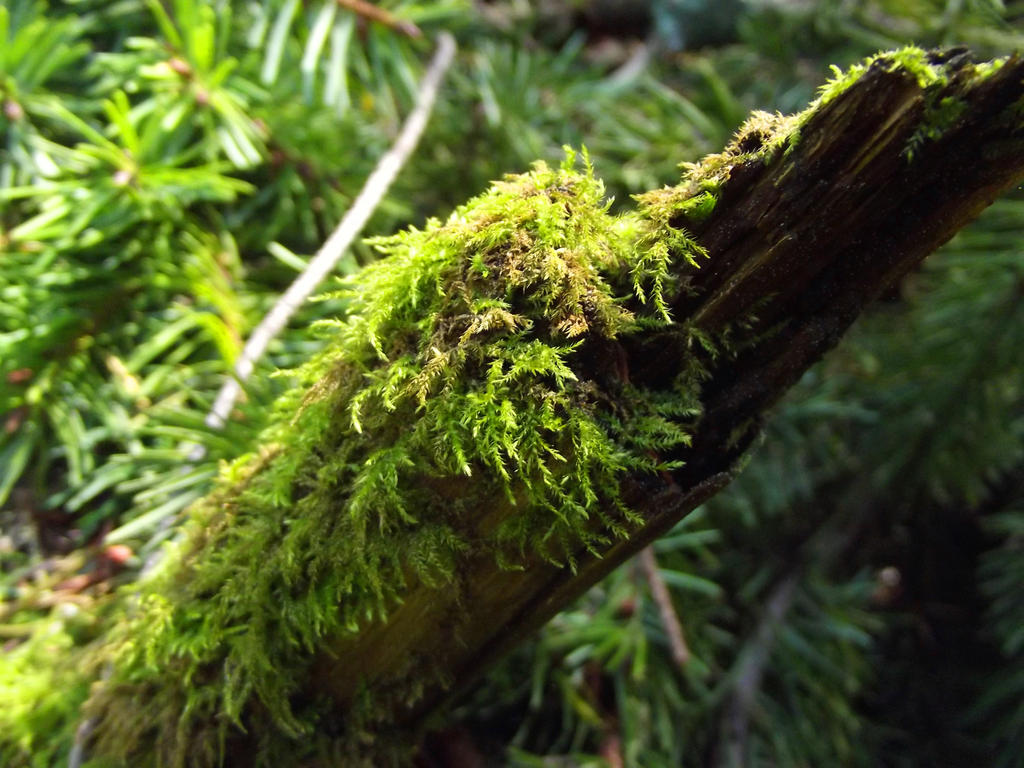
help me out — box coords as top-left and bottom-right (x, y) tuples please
(813, 46), (950, 111)
(44, 149), (711, 766)
(904, 94), (968, 160)
(0, 613), (92, 767)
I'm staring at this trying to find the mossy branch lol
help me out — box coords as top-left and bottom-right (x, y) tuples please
(6, 47), (1024, 768)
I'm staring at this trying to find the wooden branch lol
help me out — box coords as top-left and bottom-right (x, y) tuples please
(72, 49), (1024, 766)
(311, 50), (1024, 741)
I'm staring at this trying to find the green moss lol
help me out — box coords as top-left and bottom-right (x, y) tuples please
(35, 149), (713, 766)
(684, 109), (802, 185)
(971, 58), (1006, 80)
(904, 95), (967, 161)
(813, 46), (948, 110)
(0, 610), (93, 767)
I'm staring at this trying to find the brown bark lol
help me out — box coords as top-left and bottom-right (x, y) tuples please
(301, 49), (1024, 749)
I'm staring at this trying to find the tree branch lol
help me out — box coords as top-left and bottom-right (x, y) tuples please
(313, 51), (1024, 742)
(75, 49), (1024, 765)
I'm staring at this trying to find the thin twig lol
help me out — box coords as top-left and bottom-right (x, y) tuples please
(608, 42), (651, 86)
(335, 0), (421, 38)
(68, 664), (112, 768)
(599, 731), (625, 768)
(67, 717), (95, 768)
(639, 545), (691, 667)
(715, 573), (800, 768)
(200, 31), (456, 440)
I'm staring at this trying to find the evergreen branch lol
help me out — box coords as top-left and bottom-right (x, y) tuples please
(201, 31), (456, 437)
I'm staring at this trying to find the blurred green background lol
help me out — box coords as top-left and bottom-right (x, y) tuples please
(1, 1), (1023, 765)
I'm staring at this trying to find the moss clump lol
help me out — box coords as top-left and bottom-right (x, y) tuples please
(904, 94), (968, 160)
(2, 45), (993, 766)
(65, 149), (709, 766)
(813, 46), (950, 110)
(0, 613), (92, 767)
(683, 109), (799, 179)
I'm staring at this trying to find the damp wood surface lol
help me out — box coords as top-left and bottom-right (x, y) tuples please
(304, 50), (1024, 755)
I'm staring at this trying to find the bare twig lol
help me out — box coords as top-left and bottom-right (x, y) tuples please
(335, 0), (421, 38)
(608, 42), (651, 86)
(68, 664), (112, 768)
(127, 26), (456, 555)
(639, 545), (691, 667)
(715, 573), (799, 768)
(599, 731), (625, 768)
(67, 717), (95, 768)
(201, 31), (456, 438)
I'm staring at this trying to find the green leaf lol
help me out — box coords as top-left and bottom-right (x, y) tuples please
(301, 2), (337, 103)
(0, 422), (37, 507)
(261, 0), (300, 86)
